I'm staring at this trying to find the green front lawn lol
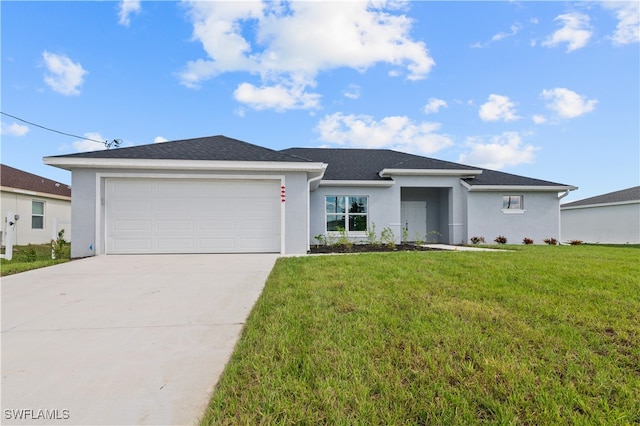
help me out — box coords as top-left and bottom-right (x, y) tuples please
(201, 245), (640, 425)
(0, 243), (70, 276)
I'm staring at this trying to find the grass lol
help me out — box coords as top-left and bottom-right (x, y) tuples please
(0, 243), (70, 276)
(201, 245), (640, 425)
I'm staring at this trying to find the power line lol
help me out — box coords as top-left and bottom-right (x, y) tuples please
(1, 111), (121, 149)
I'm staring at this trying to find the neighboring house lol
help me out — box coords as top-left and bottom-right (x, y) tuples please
(43, 135), (575, 257)
(561, 186), (640, 244)
(1, 164), (72, 246)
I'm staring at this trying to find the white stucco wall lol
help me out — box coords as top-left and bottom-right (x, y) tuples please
(67, 168), (311, 257)
(466, 191), (561, 244)
(309, 175), (466, 245)
(1, 190), (71, 246)
(561, 202), (640, 244)
(310, 184), (399, 244)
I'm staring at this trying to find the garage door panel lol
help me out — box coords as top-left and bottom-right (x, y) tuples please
(111, 199), (153, 213)
(112, 238), (152, 251)
(157, 220), (195, 232)
(112, 219), (153, 232)
(106, 178), (280, 254)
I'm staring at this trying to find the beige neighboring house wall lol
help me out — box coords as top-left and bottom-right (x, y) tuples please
(1, 164), (71, 246)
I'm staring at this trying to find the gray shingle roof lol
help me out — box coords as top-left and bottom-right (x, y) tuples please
(282, 147), (571, 187)
(1, 164), (71, 197)
(49, 135), (308, 163)
(562, 186), (640, 207)
(461, 168), (570, 187)
(281, 148), (477, 181)
(47, 136), (573, 188)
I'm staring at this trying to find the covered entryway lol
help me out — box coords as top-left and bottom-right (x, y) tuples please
(105, 178), (281, 254)
(400, 187), (450, 243)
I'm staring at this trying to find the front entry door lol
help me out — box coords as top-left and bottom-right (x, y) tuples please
(401, 201), (427, 241)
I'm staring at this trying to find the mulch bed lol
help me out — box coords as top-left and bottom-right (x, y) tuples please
(309, 243), (441, 254)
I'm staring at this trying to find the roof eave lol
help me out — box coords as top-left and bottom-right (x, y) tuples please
(319, 179), (396, 187)
(464, 183), (578, 192)
(43, 157), (326, 173)
(561, 199), (640, 210)
(379, 168), (483, 178)
(1, 185), (71, 201)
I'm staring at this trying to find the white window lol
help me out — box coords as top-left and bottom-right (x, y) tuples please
(32, 200), (45, 229)
(325, 196), (368, 233)
(502, 195), (524, 213)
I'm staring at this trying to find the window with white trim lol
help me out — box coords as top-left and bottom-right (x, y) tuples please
(325, 196), (368, 232)
(502, 195), (523, 211)
(32, 200), (45, 229)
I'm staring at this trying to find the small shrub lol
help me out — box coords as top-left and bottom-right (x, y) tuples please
(366, 223), (380, 247)
(334, 227), (353, 250)
(470, 236), (485, 245)
(522, 237), (534, 245)
(569, 239), (584, 246)
(425, 230), (442, 243)
(494, 235), (507, 244)
(543, 237), (558, 245)
(380, 227), (396, 249)
(402, 227), (409, 243)
(51, 229), (70, 260)
(414, 232), (425, 246)
(22, 244), (38, 262)
(314, 234), (327, 246)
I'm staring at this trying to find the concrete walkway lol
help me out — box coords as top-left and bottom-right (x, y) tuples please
(1, 254), (278, 425)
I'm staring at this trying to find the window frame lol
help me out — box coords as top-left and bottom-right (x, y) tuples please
(502, 195), (525, 214)
(325, 195), (369, 235)
(32, 200), (45, 230)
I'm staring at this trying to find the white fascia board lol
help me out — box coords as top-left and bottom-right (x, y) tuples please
(379, 168), (483, 178)
(465, 184), (578, 192)
(561, 199), (640, 210)
(43, 157), (326, 173)
(0, 186), (71, 201)
(319, 180), (396, 187)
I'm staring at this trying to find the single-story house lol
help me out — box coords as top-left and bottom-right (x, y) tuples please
(43, 135), (576, 257)
(1, 164), (72, 246)
(561, 186), (640, 244)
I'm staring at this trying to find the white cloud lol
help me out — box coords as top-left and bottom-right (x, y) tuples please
(42, 51), (88, 96)
(71, 132), (107, 152)
(343, 84), (361, 100)
(154, 136), (168, 143)
(118, 0), (141, 27)
(601, 1), (640, 45)
(532, 114), (547, 124)
(233, 82), (321, 111)
(478, 94), (519, 122)
(541, 88), (597, 118)
(1, 121), (29, 136)
(179, 1), (434, 110)
(316, 112), (453, 156)
(472, 22), (523, 48)
(424, 97), (447, 114)
(542, 12), (593, 52)
(459, 132), (539, 169)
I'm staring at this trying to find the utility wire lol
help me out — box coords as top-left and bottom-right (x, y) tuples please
(1, 111), (121, 148)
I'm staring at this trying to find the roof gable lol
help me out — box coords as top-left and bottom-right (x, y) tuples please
(1, 164), (71, 197)
(49, 135), (309, 163)
(562, 186), (640, 207)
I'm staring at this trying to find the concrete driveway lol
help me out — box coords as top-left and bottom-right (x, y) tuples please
(1, 254), (278, 425)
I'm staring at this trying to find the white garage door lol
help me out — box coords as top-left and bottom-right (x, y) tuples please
(105, 178), (281, 254)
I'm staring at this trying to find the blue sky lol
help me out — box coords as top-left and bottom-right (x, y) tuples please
(1, 1), (638, 202)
